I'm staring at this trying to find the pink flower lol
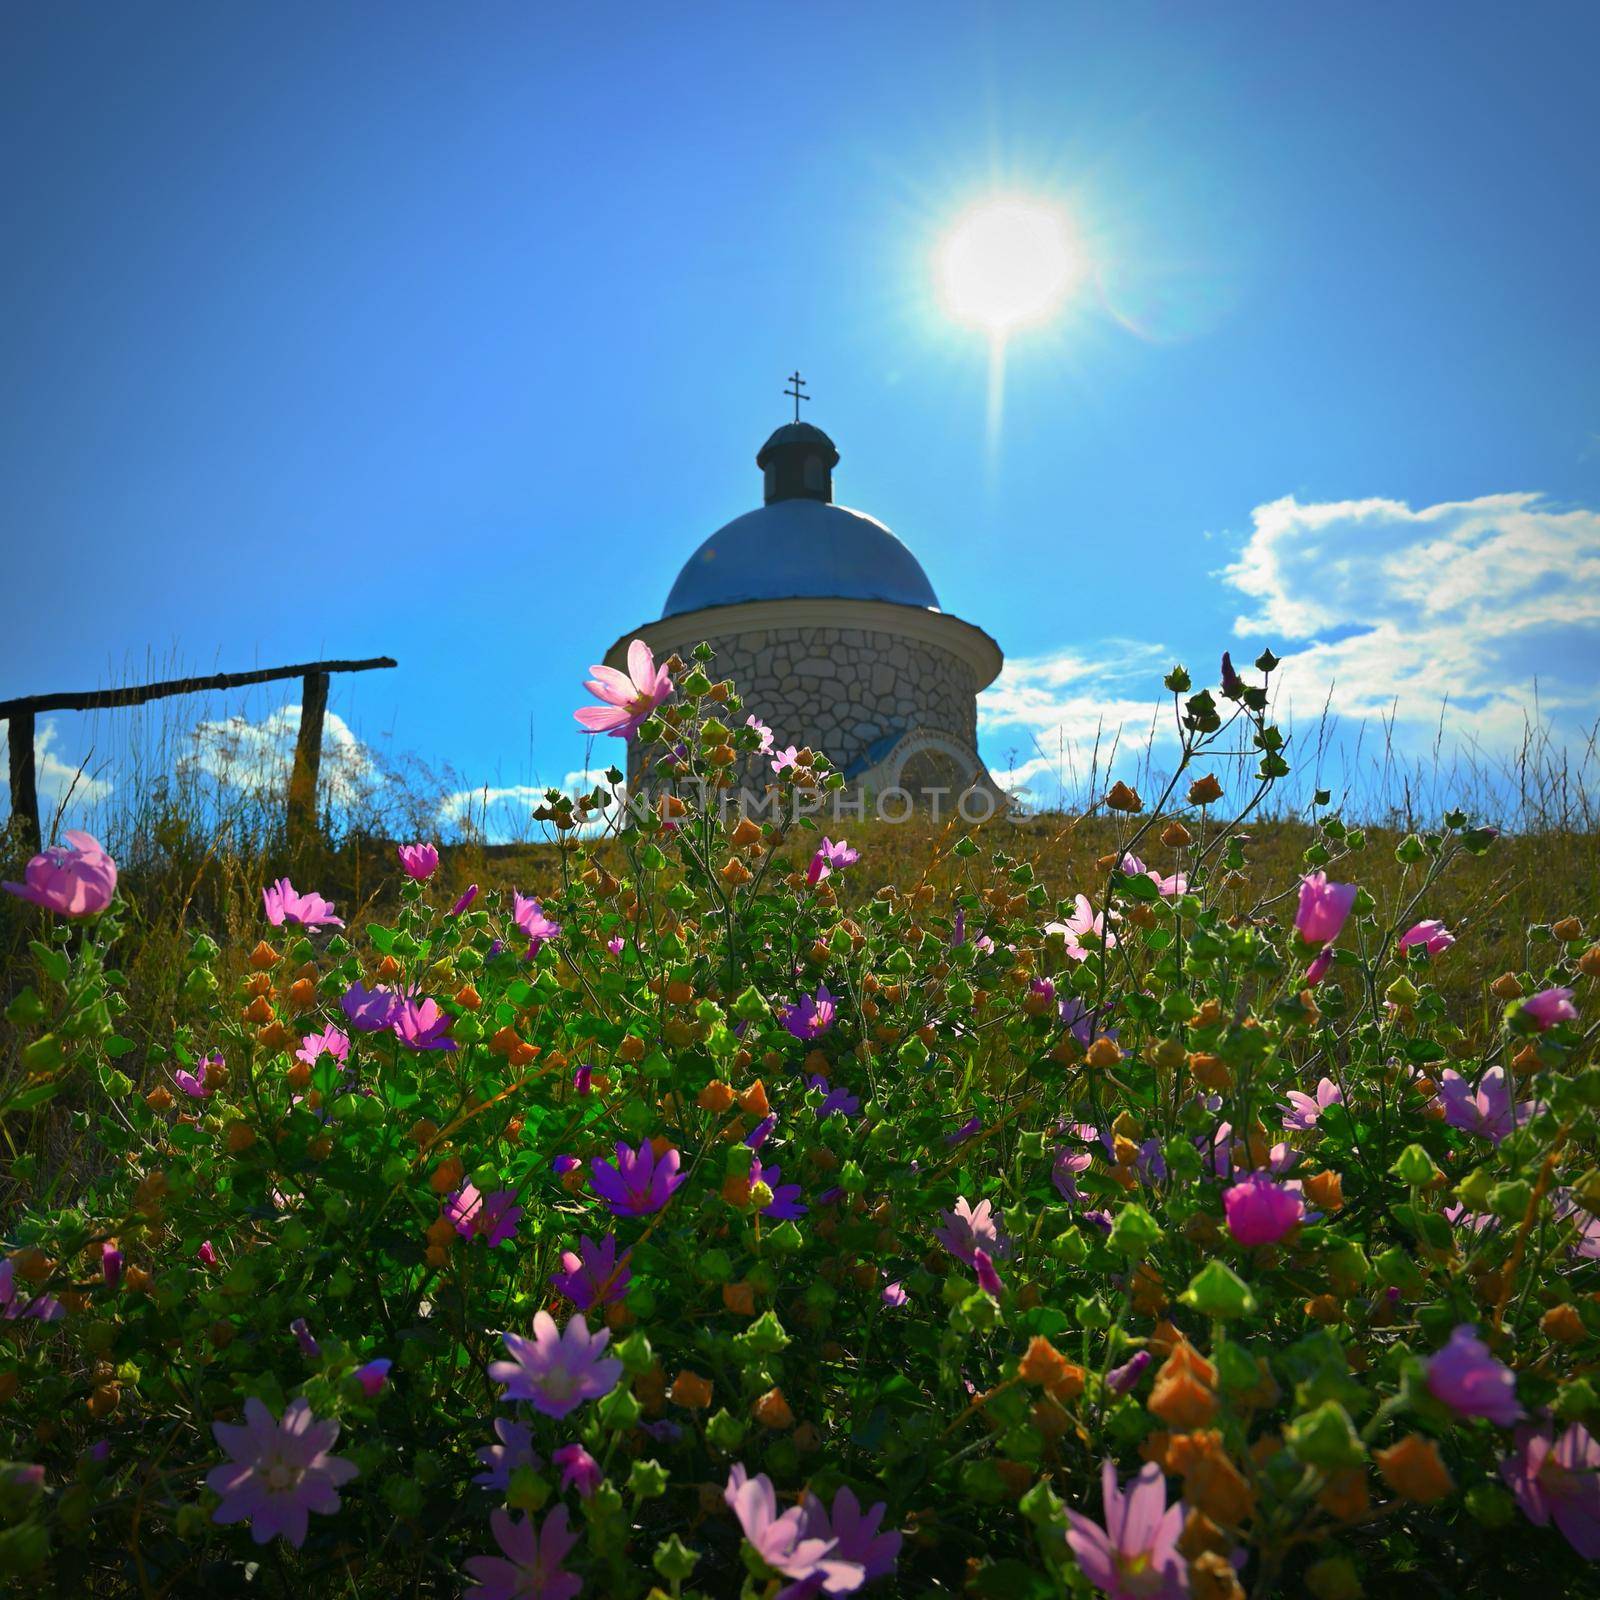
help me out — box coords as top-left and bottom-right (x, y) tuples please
(746, 714), (775, 754)
(807, 837), (860, 887)
(450, 883), (480, 916)
(396, 842), (439, 881)
(391, 997), (456, 1052)
(353, 1358), (391, 1398)
(1223, 1172), (1305, 1246)
(782, 984), (837, 1041)
(445, 1184), (523, 1246)
(725, 1464), (865, 1590)
(552, 1442), (604, 1498)
(973, 1247), (1004, 1298)
(206, 1396), (357, 1548)
(2, 830), (117, 916)
(771, 744), (800, 775)
(574, 638), (673, 741)
(173, 1053), (222, 1098)
(1500, 1420), (1600, 1559)
(514, 895), (562, 953)
(549, 1234), (631, 1311)
(1426, 1324), (1524, 1426)
(0, 1257), (64, 1323)
(589, 1139), (686, 1217)
(935, 1197), (1010, 1266)
(197, 1240), (220, 1269)
(1280, 1076), (1342, 1131)
(1523, 987), (1578, 1031)
(1065, 1459), (1187, 1600)
(799, 1485), (902, 1583)
(1295, 872), (1357, 945)
(464, 1505), (581, 1600)
(489, 1312), (622, 1418)
(1048, 895), (1117, 961)
(474, 1418), (541, 1491)
(881, 1280), (908, 1308)
(606, 935), (625, 956)
(1399, 919), (1455, 956)
(1440, 1067), (1532, 1145)
(295, 1028), (348, 1068)
(1120, 854), (1186, 897)
(261, 877), (343, 929)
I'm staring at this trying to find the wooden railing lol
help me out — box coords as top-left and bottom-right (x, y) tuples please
(1, 656), (397, 850)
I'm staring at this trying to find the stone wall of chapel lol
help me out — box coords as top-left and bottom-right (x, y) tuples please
(623, 623), (980, 788)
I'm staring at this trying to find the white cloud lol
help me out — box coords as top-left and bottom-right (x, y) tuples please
(439, 769), (624, 837)
(0, 718), (115, 821)
(182, 704), (380, 806)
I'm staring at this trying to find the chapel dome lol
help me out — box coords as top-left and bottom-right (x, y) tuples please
(661, 421), (942, 618)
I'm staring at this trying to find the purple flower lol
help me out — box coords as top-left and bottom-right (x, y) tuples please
(1107, 1350), (1152, 1397)
(291, 1318), (321, 1359)
(782, 985), (838, 1041)
(0, 1258), (64, 1323)
(944, 1114), (983, 1146)
(1120, 854), (1187, 898)
(1059, 995), (1115, 1050)
(396, 842), (439, 882)
(513, 895), (562, 954)
(173, 1053), (221, 1098)
(1426, 1324), (1524, 1427)
(799, 1485), (901, 1585)
(552, 1442), (604, 1499)
(1065, 1460), (1187, 1600)
(1399, 919), (1455, 956)
(973, 1247), (1004, 1297)
(807, 836), (860, 887)
(1523, 986), (1579, 1031)
(262, 877), (343, 930)
(464, 1506), (581, 1600)
(2, 830), (117, 916)
(1500, 1420), (1600, 1559)
(809, 1076), (860, 1119)
(100, 1244), (123, 1291)
(296, 1028), (349, 1068)
(549, 1234), (631, 1311)
(1223, 1172), (1305, 1246)
(589, 1139), (686, 1217)
(474, 1418), (541, 1492)
(745, 1113), (778, 1149)
(1053, 1145), (1093, 1202)
(449, 883), (480, 917)
(725, 1464), (865, 1591)
(552, 1154), (581, 1177)
(391, 997), (456, 1052)
(750, 1157), (807, 1220)
(353, 1358), (391, 1398)
(446, 1185), (523, 1247)
(881, 1280), (908, 1308)
(1280, 1076), (1342, 1131)
(206, 1397), (357, 1549)
(340, 982), (401, 1033)
(1294, 872), (1357, 945)
(934, 1197), (1010, 1266)
(489, 1312), (622, 1418)
(1440, 1066), (1532, 1145)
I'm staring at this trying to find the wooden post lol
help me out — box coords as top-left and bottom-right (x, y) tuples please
(286, 671), (330, 849)
(6, 708), (39, 850)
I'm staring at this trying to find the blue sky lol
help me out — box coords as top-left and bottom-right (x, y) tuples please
(3, 2), (1598, 833)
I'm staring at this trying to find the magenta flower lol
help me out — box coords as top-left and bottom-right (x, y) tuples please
(1223, 1172), (1305, 1246)
(340, 982), (401, 1032)
(353, 1358), (391, 1398)
(799, 1485), (901, 1584)
(474, 1418), (542, 1492)
(197, 1240), (220, 1269)
(807, 836), (860, 887)
(173, 1053), (222, 1098)
(725, 1464), (865, 1591)
(1065, 1460), (1187, 1600)
(296, 1027), (349, 1068)
(1280, 1076), (1342, 1132)
(1120, 854), (1186, 897)
(261, 877), (344, 930)
(1399, 919), (1455, 956)
(549, 1233), (632, 1311)
(101, 1244), (123, 1291)
(396, 842), (439, 882)
(391, 996), (456, 1052)
(605, 934), (625, 956)
(552, 1442), (604, 1499)
(1440, 1067), (1531, 1144)
(464, 1505), (581, 1600)
(206, 1396), (357, 1549)
(1523, 986), (1579, 1031)
(450, 883), (480, 916)
(935, 1197), (1010, 1266)
(445, 1184), (523, 1246)
(1426, 1324), (1524, 1426)
(489, 1312), (622, 1419)
(1304, 946), (1334, 986)
(589, 1139), (686, 1217)
(782, 984), (838, 1041)
(574, 638), (673, 740)
(513, 894), (562, 953)
(2, 830), (117, 916)
(973, 1247), (1004, 1298)
(1294, 872), (1357, 945)
(1500, 1420), (1600, 1559)
(750, 1157), (807, 1221)
(0, 1257), (64, 1323)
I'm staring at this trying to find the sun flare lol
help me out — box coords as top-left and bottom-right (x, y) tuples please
(934, 194), (1087, 337)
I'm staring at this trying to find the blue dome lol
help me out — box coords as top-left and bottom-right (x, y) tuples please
(662, 499), (941, 618)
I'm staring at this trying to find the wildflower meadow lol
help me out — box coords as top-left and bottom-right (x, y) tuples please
(2, 642), (1599, 1598)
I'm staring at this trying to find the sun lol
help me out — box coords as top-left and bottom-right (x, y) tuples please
(934, 195), (1088, 337)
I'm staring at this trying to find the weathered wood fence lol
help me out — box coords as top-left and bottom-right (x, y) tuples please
(2, 656), (396, 850)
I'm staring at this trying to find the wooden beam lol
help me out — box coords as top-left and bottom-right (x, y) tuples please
(6, 708), (39, 851)
(286, 671), (330, 850)
(0, 656), (396, 719)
